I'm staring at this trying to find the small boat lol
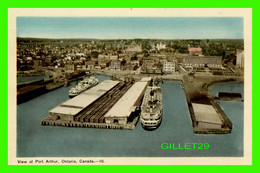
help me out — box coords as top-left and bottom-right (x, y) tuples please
(69, 76), (99, 98)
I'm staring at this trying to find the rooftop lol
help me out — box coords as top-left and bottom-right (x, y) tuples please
(49, 80), (119, 116)
(140, 77), (152, 82)
(188, 47), (202, 51)
(104, 81), (148, 118)
(192, 103), (223, 125)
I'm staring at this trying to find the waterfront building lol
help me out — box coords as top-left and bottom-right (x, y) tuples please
(41, 78), (150, 130)
(65, 64), (77, 72)
(85, 60), (96, 71)
(47, 80), (120, 121)
(182, 56), (222, 68)
(104, 81), (148, 125)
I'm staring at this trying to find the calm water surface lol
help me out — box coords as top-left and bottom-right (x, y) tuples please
(17, 76), (244, 157)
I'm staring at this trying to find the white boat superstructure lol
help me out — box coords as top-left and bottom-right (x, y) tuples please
(140, 79), (163, 130)
(69, 76), (99, 98)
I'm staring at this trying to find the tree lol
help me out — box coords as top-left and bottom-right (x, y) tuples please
(142, 41), (152, 50)
(91, 51), (99, 58)
(131, 55), (138, 61)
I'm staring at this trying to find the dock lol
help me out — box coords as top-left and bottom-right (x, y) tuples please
(41, 78), (149, 130)
(217, 92), (243, 101)
(17, 71), (86, 104)
(181, 74), (235, 134)
(104, 81), (148, 125)
(187, 99), (232, 134)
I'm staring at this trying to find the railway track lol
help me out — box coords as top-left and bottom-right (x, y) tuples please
(92, 83), (133, 123)
(74, 81), (133, 123)
(74, 82), (123, 122)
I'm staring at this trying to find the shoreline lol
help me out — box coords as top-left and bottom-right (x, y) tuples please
(17, 70), (243, 134)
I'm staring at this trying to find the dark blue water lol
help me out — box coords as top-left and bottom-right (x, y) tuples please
(17, 74), (50, 84)
(210, 82), (244, 98)
(17, 77), (244, 157)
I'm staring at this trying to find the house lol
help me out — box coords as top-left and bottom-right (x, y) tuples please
(188, 47), (202, 56)
(163, 61), (175, 73)
(110, 60), (121, 70)
(85, 60), (96, 71)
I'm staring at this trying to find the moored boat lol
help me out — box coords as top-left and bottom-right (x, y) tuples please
(140, 78), (163, 131)
(69, 76), (99, 98)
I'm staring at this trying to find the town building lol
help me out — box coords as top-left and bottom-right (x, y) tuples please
(104, 81), (148, 125)
(163, 61), (175, 73)
(85, 61), (96, 71)
(65, 64), (77, 72)
(182, 56), (222, 68)
(236, 49), (244, 69)
(110, 60), (121, 70)
(188, 47), (202, 56)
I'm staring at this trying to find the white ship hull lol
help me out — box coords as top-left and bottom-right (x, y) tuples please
(69, 76), (99, 98)
(140, 112), (163, 130)
(140, 81), (163, 131)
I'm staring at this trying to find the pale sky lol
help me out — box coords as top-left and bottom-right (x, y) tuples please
(17, 17), (244, 39)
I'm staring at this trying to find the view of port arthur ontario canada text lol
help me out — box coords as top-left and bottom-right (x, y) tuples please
(12, 9), (251, 165)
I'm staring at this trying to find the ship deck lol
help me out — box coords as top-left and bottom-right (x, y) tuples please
(141, 87), (162, 115)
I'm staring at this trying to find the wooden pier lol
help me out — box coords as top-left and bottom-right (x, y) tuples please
(74, 81), (133, 123)
(41, 116), (139, 130)
(41, 78), (148, 130)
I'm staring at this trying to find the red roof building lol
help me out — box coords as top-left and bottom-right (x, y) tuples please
(188, 47), (202, 56)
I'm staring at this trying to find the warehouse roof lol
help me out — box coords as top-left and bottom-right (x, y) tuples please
(192, 103), (223, 125)
(104, 81), (148, 118)
(140, 77), (152, 82)
(49, 80), (119, 116)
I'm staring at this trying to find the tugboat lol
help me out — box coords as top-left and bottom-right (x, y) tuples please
(69, 76), (99, 98)
(140, 78), (163, 131)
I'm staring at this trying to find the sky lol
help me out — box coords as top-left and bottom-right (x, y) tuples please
(16, 17), (244, 39)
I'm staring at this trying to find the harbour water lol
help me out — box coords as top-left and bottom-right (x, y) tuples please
(17, 75), (244, 157)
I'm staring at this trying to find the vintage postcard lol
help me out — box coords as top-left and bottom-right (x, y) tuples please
(8, 8), (252, 165)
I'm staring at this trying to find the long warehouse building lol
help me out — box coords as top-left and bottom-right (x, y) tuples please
(104, 81), (148, 125)
(48, 80), (120, 121)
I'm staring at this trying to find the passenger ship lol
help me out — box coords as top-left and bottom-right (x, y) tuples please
(140, 78), (163, 130)
(69, 76), (99, 98)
